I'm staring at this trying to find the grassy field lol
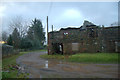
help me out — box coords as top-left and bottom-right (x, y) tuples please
(40, 53), (119, 64)
(2, 49), (46, 78)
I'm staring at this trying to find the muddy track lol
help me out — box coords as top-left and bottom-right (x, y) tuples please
(16, 51), (118, 78)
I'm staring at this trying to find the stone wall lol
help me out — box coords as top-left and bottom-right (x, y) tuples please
(48, 25), (119, 54)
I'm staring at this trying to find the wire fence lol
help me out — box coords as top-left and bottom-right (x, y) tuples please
(2, 44), (19, 57)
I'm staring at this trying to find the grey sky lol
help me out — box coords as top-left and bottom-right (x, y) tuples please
(1, 2), (118, 32)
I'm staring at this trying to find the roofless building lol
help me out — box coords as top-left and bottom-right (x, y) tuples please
(48, 20), (120, 54)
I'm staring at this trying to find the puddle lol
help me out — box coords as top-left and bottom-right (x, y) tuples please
(23, 59), (118, 78)
(40, 75), (42, 78)
(45, 61), (48, 68)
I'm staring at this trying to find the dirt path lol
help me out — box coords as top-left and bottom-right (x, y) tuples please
(16, 51), (118, 78)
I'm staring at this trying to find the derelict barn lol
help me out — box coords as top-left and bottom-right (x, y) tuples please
(48, 20), (120, 55)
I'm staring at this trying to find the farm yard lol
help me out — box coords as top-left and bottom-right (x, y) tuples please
(2, 49), (119, 78)
(16, 51), (118, 78)
(1, 1), (119, 79)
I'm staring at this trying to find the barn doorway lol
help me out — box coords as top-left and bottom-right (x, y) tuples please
(52, 43), (63, 55)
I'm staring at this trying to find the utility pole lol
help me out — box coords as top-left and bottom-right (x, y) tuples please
(51, 25), (54, 39)
(52, 25), (53, 32)
(47, 16), (49, 55)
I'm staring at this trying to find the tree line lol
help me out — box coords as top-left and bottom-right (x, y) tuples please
(3, 17), (46, 50)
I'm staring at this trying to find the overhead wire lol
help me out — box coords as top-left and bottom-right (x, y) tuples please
(47, 1), (53, 32)
(48, 1), (53, 17)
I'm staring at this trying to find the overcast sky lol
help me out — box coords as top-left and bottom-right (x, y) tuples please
(1, 2), (118, 33)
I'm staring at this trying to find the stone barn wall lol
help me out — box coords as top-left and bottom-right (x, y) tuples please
(101, 27), (119, 53)
(48, 21), (119, 54)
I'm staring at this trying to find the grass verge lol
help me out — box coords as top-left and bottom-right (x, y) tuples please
(40, 53), (119, 64)
(2, 49), (47, 78)
(2, 51), (30, 78)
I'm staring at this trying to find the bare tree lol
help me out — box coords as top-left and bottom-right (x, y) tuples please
(9, 16), (29, 38)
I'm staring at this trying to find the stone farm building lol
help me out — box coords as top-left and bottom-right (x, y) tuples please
(48, 20), (120, 55)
